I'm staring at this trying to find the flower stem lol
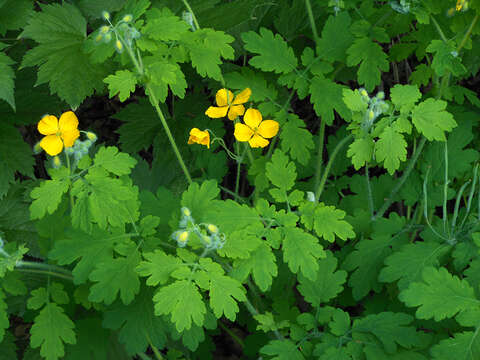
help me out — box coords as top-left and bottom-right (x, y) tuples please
(365, 163), (375, 218)
(15, 261), (74, 281)
(457, 14), (479, 52)
(146, 85), (193, 184)
(304, 0), (319, 44)
(315, 134), (353, 202)
(65, 153), (74, 210)
(218, 321), (245, 349)
(181, 0), (200, 30)
(313, 118), (326, 193)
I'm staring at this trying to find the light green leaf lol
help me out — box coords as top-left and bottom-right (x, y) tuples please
(209, 271), (246, 321)
(224, 67), (278, 102)
(143, 7), (190, 41)
(399, 266), (478, 321)
(282, 227), (325, 281)
(0, 52), (15, 110)
(426, 40), (467, 77)
(280, 114), (315, 165)
(266, 150), (297, 192)
(298, 251), (347, 307)
(136, 250), (182, 286)
(104, 70), (137, 102)
(347, 136), (373, 169)
(30, 303), (76, 360)
(390, 84), (421, 113)
(93, 146), (137, 176)
(347, 37), (389, 91)
(232, 243), (277, 292)
(409, 63), (433, 87)
(181, 180), (219, 221)
(242, 27), (297, 74)
(261, 339), (304, 360)
(88, 251), (141, 305)
(412, 98), (457, 141)
(342, 88), (368, 112)
(144, 58), (187, 102)
(153, 280), (206, 332)
(0, 244), (27, 278)
(20, 3), (106, 108)
(375, 126), (407, 175)
(30, 178), (69, 220)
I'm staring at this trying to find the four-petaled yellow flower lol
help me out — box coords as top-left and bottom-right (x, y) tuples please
(234, 108), (279, 148)
(205, 88), (251, 120)
(188, 128), (210, 148)
(37, 111), (80, 156)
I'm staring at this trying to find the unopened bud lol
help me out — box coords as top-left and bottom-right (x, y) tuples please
(100, 25), (110, 34)
(360, 89), (368, 98)
(115, 39), (123, 52)
(104, 33), (112, 43)
(207, 224), (218, 234)
(123, 14), (133, 22)
(376, 91), (384, 100)
(368, 110), (375, 120)
(95, 34), (103, 42)
(53, 156), (61, 168)
(182, 207), (191, 217)
(33, 142), (42, 155)
(86, 131), (97, 142)
(102, 11), (110, 20)
(178, 231), (189, 243)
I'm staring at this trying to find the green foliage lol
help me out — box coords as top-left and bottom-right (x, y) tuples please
(412, 99), (457, 141)
(104, 70), (138, 102)
(0, 52), (15, 110)
(375, 126), (407, 175)
(20, 3), (105, 108)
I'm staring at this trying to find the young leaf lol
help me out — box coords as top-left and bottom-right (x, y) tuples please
(352, 312), (418, 353)
(280, 114), (315, 165)
(266, 150), (297, 192)
(411, 99), (457, 141)
(88, 251), (141, 305)
(208, 272), (246, 321)
(153, 280), (206, 332)
(136, 250), (182, 286)
(390, 84), (421, 113)
(104, 70), (137, 102)
(347, 37), (389, 91)
(181, 180), (219, 221)
(298, 252), (347, 307)
(93, 146), (137, 176)
(399, 266), (478, 321)
(329, 309), (351, 336)
(142, 8), (190, 41)
(261, 339), (304, 360)
(49, 227), (116, 284)
(232, 243), (277, 292)
(30, 303), (76, 360)
(282, 227), (325, 281)
(241, 28), (297, 74)
(379, 242), (450, 290)
(375, 126), (407, 175)
(103, 286), (167, 355)
(347, 136), (374, 170)
(0, 52), (15, 110)
(20, 3), (106, 108)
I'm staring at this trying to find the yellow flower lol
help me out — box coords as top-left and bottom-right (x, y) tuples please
(188, 128), (210, 148)
(205, 88), (251, 120)
(37, 111), (80, 156)
(234, 108), (279, 148)
(456, 0), (468, 11)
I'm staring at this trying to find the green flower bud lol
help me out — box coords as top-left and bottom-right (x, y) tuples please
(123, 14), (133, 22)
(178, 231), (189, 243)
(207, 224), (218, 234)
(104, 33), (112, 43)
(52, 156), (61, 168)
(115, 39), (123, 52)
(86, 131), (97, 142)
(33, 142), (42, 155)
(182, 207), (191, 217)
(360, 89), (368, 98)
(95, 33), (103, 42)
(100, 25), (110, 34)
(376, 91), (385, 100)
(102, 11), (110, 20)
(368, 110), (375, 120)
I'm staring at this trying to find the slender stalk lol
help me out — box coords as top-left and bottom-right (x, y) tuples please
(146, 85), (192, 184)
(181, 0), (200, 30)
(442, 142), (450, 236)
(65, 153), (74, 209)
(430, 15), (448, 43)
(304, 0), (319, 44)
(315, 135), (353, 202)
(365, 163), (375, 217)
(16, 261), (73, 281)
(457, 14), (479, 52)
(145, 333), (164, 360)
(372, 137), (427, 221)
(218, 321), (245, 349)
(313, 118), (326, 192)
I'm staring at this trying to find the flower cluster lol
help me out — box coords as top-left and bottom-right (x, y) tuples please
(359, 89), (389, 132)
(188, 87), (279, 150)
(96, 11), (140, 53)
(172, 207), (225, 250)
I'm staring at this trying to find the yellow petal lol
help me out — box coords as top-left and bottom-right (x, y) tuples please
(234, 123), (254, 142)
(248, 134), (269, 148)
(257, 120), (279, 139)
(227, 105), (245, 120)
(215, 89), (234, 107)
(243, 108), (262, 129)
(188, 128), (210, 148)
(205, 106), (229, 118)
(233, 88), (251, 105)
(38, 115), (59, 135)
(62, 129), (80, 147)
(40, 135), (63, 156)
(59, 111), (79, 132)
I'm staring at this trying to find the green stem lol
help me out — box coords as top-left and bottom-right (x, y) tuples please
(242, 297), (283, 340)
(218, 321), (245, 349)
(181, 0), (200, 30)
(442, 142), (450, 236)
(146, 85), (192, 184)
(65, 154), (74, 210)
(145, 333), (164, 360)
(372, 137), (427, 221)
(16, 261), (73, 281)
(365, 163), (375, 217)
(430, 15), (448, 43)
(304, 0), (319, 44)
(315, 134), (353, 202)
(457, 14), (478, 52)
(313, 118), (326, 192)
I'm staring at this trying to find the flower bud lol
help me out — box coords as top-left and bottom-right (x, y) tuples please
(100, 25), (110, 34)
(95, 34), (103, 42)
(123, 14), (133, 22)
(102, 11), (110, 20)
(84, 140), (92, 148)
(360, 89), (368, 98)
(33, 142), (42, 155)
(376, 91), (384, 100)
(52, 156), (61, 168)
(368, 110), (375, 120)
(115, 39), (123, 52)
(104, 33), (112, 43)
(178, 231), (189, 243)
(207, 224), (218, 234)
(182, 207), (191, 217)
(86, 131), (97, 142)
